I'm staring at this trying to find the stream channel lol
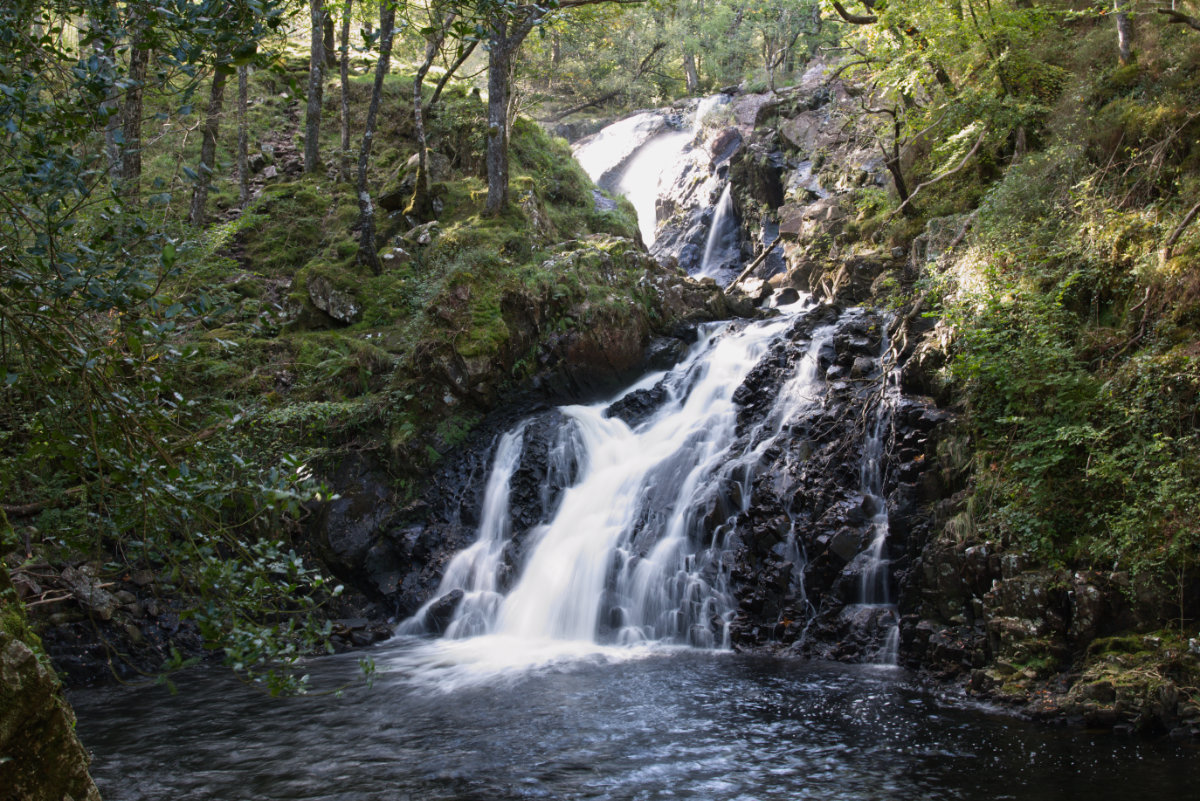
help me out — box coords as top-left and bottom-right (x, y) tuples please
(70, 104), (1200, 799)
(71, 642), (1200, 800)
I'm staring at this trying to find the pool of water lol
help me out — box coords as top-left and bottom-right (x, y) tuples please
(71, 637), (1200, 801)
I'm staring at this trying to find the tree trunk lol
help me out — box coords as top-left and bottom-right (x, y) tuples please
(1114, 0), (1134, 65)
(683, 51), (699, 94)
(485, 16), (514, 215)
(339, 0), (354, 181)
(356, 2), (397, 273)
(305, 0), (326, 173)
(237, 65), (250, 205)
(408, 13), (450, 220)
(119, 34), (149, 195)
(189, 69), (228, 226)
(92, 19), (121, 180)
(484, 11), (539, 215)
(324, 14), (337, 67)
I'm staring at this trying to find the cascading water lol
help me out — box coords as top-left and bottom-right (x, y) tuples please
(611, 129), (695, 247)
(849, 326), (902, 665)
(397, 426), (528, 639)
(404, 298), (858, 650)
(696, 183), (740, 280)
(572, 112), (693, 248)
(572, 94), (734, 248)
(403, 103), (906, 666)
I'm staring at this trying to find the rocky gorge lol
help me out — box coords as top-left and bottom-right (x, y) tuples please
(9, 61), (1198, 772)
(301, 65), (1200, 736)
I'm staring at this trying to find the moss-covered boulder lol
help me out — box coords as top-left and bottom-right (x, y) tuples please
(1, 564), (101, 801)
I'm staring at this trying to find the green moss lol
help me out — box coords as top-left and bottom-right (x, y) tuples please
(238, 185), (328, 276)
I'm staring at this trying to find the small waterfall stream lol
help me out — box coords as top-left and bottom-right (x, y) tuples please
(696, 183), (740, 279)
(853, 333), (902, 664)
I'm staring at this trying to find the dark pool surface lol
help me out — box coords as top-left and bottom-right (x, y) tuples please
(71, 638), (1200, 801)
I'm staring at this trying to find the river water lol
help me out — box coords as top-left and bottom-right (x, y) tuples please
(72, 638), (1200, 801)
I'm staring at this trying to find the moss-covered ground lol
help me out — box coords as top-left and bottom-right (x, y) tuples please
(141, 59), (658, 494)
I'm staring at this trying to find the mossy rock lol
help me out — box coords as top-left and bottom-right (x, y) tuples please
(0, 566), (102, 801)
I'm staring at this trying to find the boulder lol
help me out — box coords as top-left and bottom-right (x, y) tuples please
(0, 567), (102, 801)
(423, 589), (464, 634)
(307, 274), (361, 324)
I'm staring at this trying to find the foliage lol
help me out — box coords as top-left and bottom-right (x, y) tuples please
(0, 0), (341, 691)
(521, 0), (828, 117)
(927, 119), (1200, 598)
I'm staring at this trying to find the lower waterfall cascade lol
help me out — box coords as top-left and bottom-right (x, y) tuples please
(401, 297), (906, 664)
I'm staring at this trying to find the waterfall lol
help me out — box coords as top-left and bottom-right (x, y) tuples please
(571, 94), (733, 248)
(696, 183), (739, 280)
(399, 109), (908, 666)
(851, 325), (902, 666)
(405, 298), (859, 648)
(571, 113), (692, 248)
(396, 426), (529, 638)
(611, 129), (694, 247)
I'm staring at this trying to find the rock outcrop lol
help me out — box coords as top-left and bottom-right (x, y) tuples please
(1, 564), (102, 801)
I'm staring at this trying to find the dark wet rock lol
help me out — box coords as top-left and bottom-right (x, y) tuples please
(643, 336), (691, 371)
(729, 138), (785, 212)
(769, 288), (797, 307)
(313, 452), (395, 583)
(709, 127), (743, 164)
(605, 383), (670, 427)
(423, 589), (464, 634)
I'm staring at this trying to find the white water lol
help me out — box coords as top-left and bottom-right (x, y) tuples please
(397, 426), (528, 639)
(852, 324), (902, 665)
(697, 183), (739, 279)
(406, 298), (846, 655)
(571, 112), (693, 247)
(612, 129), (694, 246)
(572, 94), (734, 247)
(571, 112), (667, 182)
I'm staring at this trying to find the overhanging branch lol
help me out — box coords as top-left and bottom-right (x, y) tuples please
(830, 0), (878, 24)
(1158, 8), (1200, 31)
(886, 127), (987, 221)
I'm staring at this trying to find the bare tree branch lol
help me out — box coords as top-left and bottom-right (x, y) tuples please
(830, 0), (878, 24)
(544, 41), (666, 122)
(886, 127), (987, 222)
(1161, 200), (1200, 262)
(1158, 8), (1200, 31)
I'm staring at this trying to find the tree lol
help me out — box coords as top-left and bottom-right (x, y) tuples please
(119, 6), (151, 195)
(188, 66), (229, 225)
(238, 64), (251, 204)
(407, 1), (465, 219)
(1114, 0), (1134, 65)
(338, 0), (355, 180)
(483, 0), (644, 214)
(305, 0), (326, 173)
(355, 0), (397, 271)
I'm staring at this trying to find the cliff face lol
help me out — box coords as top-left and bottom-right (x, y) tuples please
(1, 564), (101, 801)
